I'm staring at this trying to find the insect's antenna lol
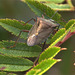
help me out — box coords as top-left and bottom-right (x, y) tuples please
(50, 10), (58, 19)
(50, 10), (67, 23)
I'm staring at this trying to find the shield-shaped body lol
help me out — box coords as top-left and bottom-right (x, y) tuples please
(27, 17), (58, 46)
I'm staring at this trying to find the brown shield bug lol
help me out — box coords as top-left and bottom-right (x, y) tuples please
(8, 12), (59, 48)
(7, 13), (59, 65)
(27, 16), (58, 46)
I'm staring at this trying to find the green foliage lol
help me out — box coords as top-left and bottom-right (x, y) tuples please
(0, 19), (32, 39)
(25, 0), (66, 26)
(65, 19), (75, 30)
(36, 0), (64, 3)
(38, 47), (60, 63)
(50, 20), (75, 47)
(50, 28), (65, 44)
(45, 3), (71, 11)
(35, 0), (74, 11)
(0, 72), (17, 75)
(0, 72), (7, 75)
(26, 59), (59, 75)
(8, 73), (17, 75)
(0, 55), (33, 71)
(0, 40), (41, 57)
(0, 0), (75, 75)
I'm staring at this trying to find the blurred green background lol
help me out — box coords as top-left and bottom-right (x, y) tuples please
(0, 0), (75, 75)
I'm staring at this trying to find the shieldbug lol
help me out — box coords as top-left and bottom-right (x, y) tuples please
(27, 16), (58, 46)
(8, 11), (59, 48)
(8, 13), (59, 65)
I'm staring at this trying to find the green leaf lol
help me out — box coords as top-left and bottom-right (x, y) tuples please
(45, 3), (71, 11)
(35, 0), (64, 3)
(0, 55), (33, 71)
(25, 0), (66, 26)
(65, 19), (75, 30)
(0, 72), (7, 75)
(0, 40), (42, 57)
(67, 0), (74, 8)
(0, 72), (17, 75)
(0, 19), (32, 39)
(50, 28), (65, 44)
(26, 59), (60, 75)
(39, 47), (60, 63)
(50, 19), (75, 47)
(65, 19), (75, 33)
(8, 73), (17, 75)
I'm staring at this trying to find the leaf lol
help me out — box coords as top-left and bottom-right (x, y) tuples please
(8, 73), (17, 75)
(50, 19), (75, 47)
(35, 0), (64, 3)
(0, 55), (33, 72)
(26, 59), (60, 75)
(67, 0), (74, 8)
(0, 72), (17, 75)
(0, 55), (33, 71)
(25, 0), (66, 26)
(45, 3), (71, 11)
(46, 28), (65, 44)
(0, 40), (42, 57)
(0, 72), (7, 75)
(50, 28), (65, 44)
(39, 46), (60, 62)
(0, 19), (32, 39)
(65, 19), (75, 30)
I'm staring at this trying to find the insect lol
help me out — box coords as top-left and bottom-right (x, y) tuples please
(8, 12), (59, 65)
(8, 11), (59, 48)
(27, 16), (58, 46)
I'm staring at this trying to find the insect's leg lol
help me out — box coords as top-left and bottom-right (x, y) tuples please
(33, 55), (40, 66)
(57, 24), (60, 30)
(7, 30), (29, 48)
(33, 41), (46, 66)
(42, 40), (46, 51)
(50, 10), (66, 23)
(20, 18), (36, 26)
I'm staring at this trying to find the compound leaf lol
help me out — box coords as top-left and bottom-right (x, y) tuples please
(39, 46), (60, 62)
(0, 19), (32, 39)
(0, 55), (33, 71)
(26, 59), (60, 75)
(0, 40), (41, 57)
(25, 0), (66, 26)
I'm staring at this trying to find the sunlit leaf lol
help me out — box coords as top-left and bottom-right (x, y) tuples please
(45, 3), (71, 11)
(35, 0), (64, 3)
(39, 47), (60, 62)
(50, 28), (65, 44)
(26, 59), (60, 75)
